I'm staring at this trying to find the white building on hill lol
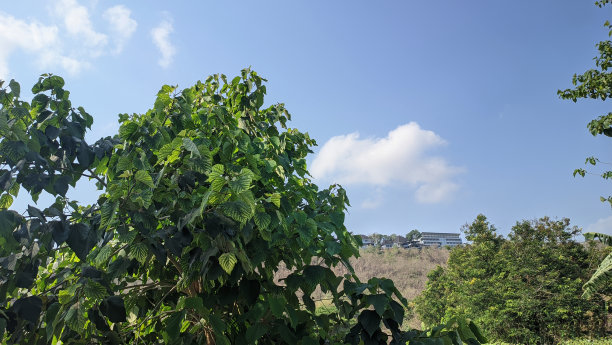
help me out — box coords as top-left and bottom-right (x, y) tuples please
(419, 232), (462, 247)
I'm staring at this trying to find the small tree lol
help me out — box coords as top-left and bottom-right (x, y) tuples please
(406, 229), (421, 242)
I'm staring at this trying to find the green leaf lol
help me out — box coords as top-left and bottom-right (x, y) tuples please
(358, 310), (381, 337)
(0, 194), (13, 209)
(366, 294), (389, 316)
(164, 310), (185, 340)
(179, 189), (211, 230)
(218, 253), (237, 274)
(209, 314), (226, 334)
(118, 122), (138, 140)
(9, 79), (20, 98)
(583, 252), (612, 298)
(53, 175), (71, 197)
(221, 200), (252, 222)
(100, 296), (126, 323)
(268, 295), (286, 318)
(117, 155), (134, 171)
(269, 193), (281, 207)
(229, 168), (253, 194)
(129, 242), (149, 263)
(182, 138), (200, 157)
(100, 200), (118, 229)
(94, 244), (114, 266)
(135, 170), (155, 188)
(254, 211), (271, 230)
(211, 164), (224, 175)
(468, 320), (488, 343)
(182, 297), (205, 313)
(84, 281), (107, 300)
(66, 223), (97, 261)
(245, 323), (268, 342)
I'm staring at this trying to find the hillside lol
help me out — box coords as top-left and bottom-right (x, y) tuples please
(276, 246), (451, 329)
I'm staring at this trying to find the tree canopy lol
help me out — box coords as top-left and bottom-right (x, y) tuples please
(416, 215), (611, 344)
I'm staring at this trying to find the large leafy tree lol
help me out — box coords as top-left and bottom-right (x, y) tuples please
(0, 71), (485, 345)
(416, 215), (610, 344)
(558, 0), (612, 298)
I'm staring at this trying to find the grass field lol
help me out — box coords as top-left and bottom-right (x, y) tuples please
(276, 246), (611, 343)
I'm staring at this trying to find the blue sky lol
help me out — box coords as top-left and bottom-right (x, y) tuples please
(2, 0), (611, 238)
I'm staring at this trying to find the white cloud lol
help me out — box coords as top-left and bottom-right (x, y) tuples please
(0, 12), (63, 79)
(311, 122), (463, 204)
(151, 19), (176, 68)
(103, 5), (137, 54)
(585, 215), (612, 236)
(53, 0), (108, 57)
(0, 2), (139, 78)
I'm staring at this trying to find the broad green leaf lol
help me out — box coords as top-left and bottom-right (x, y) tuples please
(221, 201), (252, 222)
(178, 189), (211, 230)
(182, 138), (200, 157)
(269, 193), (281, 207)
(245, 323), (268, 343)
(100, 200), (118, 229)
(268, 295), (286, 318)
(129, 242), (149, 263)
(218, 253), (237, 274)
(9, 79), (20, 98)
(0, 193), (13, 209)
(182, 297), (204, 313)
(84, 281), (107, 300)
(94, 244), (114, 266)
(253, 211), (271, 230)
(583, 252), (612, 298)
(366, 294), (389, 317)
(164, 310), (185, 340)
(135, 170), (155, 188)
(118, 122), (138, 140)
(358, 310), (381, 338)
(211, 164), (224, 176)
(229, 168), (253, 194)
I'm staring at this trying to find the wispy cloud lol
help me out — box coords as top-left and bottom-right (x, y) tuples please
(0, 1), (139, 78)
(151, 18), (176, 68)
(311, 122), (464, 204)
(0, 12), (69, 79)
(53, 0), (108, 57)
(103, 5), (137, 54)
(585, 215), (612, 236)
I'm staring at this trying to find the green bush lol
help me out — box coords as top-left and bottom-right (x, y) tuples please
(415, 215), (611, 344)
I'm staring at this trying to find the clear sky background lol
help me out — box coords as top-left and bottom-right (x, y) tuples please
(1, 0), (611, 238)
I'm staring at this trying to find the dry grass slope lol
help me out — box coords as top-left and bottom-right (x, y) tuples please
(275, 246), (451, 329)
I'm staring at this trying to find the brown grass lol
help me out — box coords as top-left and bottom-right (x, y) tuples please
(274, 246), (451, 329)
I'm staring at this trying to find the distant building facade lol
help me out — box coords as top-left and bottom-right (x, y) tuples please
(419, 232), (462, 247)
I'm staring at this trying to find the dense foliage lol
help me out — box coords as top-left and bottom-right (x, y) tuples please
(558, 0), (612, 297)
(415, 215), (611, 344)
(0, 72), (487, 345)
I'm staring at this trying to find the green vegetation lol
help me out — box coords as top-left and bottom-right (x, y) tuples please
(558, 0), (612, 298)
(415, 215), (611, 344)
(0, 72), (488, 344)
(405, 230), (421, 242)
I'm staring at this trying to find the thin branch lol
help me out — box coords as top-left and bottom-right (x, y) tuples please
(84, 168), (106, 187)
